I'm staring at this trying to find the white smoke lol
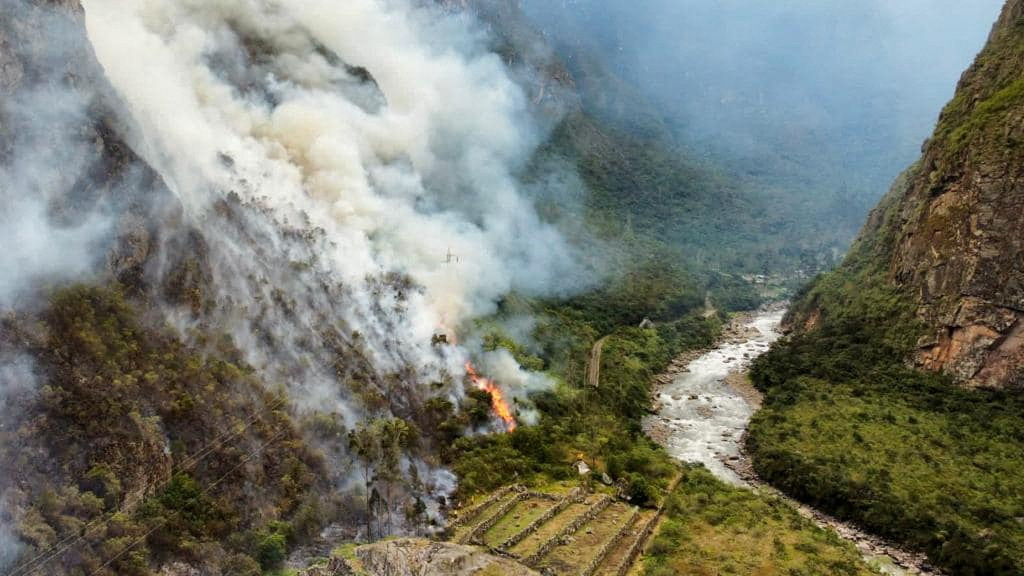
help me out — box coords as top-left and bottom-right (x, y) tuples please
(0, 26), (114, 308)
(0, 519), (17, 573)
(0, 198), (110, 309)
(82, 0), (576, 322)
(0, 355), (37, 571)
(0, 3), (123, 562)
(0, 357), (35, 572)
(479, 347), (553, 426)
(77, 0), (582, 434)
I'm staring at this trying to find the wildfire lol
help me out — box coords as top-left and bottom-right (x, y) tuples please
(465, 361), (518, 432)
(437, 320), (517, 433)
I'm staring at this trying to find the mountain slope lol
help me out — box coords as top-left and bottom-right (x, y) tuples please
(789, 0), (1024, 390)
(0, 1), (765, 574)
(888, 0), (1024, 388)
(747, 2), (1024, 574)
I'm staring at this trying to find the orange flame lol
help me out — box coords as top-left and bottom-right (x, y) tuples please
(465, 361), (517, 432)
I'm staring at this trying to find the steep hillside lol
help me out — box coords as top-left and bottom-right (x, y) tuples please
(789, 0), (1024, 390)
(0, 0), (538, 573)
(0, 4), (329, 574)
(889, 0), (1024, 389)
(0, 1), (768, 574)
(748, 2), (1024, 574)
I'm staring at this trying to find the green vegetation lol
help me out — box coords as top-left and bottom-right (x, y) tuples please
(747, 223), (1024, 574)
(447, 229), (882, 575)
(537, 106), (844, 280)
(8, 286), (331, 575)
(348, 418), (418, 540)
(944, 75), (1024, 156)
(932, 12), (1024, 159)
(643, 467), (874, 576)
(451, 302), (717, 500)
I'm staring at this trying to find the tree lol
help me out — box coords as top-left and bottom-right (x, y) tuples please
(348, 418), (414, 539)
(348, 423), (381, 540)
(377, 418), (412, 536)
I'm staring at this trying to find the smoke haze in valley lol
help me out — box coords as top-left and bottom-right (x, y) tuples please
(521, 0), (1004, 215)
(1, 0), (1010, 564)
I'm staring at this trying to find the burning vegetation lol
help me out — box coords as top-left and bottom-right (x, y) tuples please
(437, 325), (519, 433)
(465, 361), (518, 432)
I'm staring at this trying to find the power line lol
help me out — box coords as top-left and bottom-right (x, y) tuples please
(8, 396), (288, 576)
(86, 429), (287, 576)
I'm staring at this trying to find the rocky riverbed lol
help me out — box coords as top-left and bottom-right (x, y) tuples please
(643, 306), (783, 484)
(644, 305), (943, 576)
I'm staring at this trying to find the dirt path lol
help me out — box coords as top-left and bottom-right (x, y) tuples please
(587, 336), (609, 388)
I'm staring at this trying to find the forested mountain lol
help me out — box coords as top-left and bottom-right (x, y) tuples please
(0, 1), (1018, 575)
(0, 1), (767, 573)
(749, 2), (1024, 573)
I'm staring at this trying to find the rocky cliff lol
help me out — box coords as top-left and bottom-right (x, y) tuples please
(797, 0), (1024, 389)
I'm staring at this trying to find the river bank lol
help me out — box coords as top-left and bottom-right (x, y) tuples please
(643, 305), (942, 576)
(643, 305), (784, 484)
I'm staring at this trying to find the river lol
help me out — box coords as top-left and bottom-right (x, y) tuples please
(644, 308), (783, 484)
(644, 307), (937, 576)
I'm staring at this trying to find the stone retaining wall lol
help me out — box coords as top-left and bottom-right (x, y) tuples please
(525, 491), (561, 502)
(461, 490), (529, 545)
(613, 510), (662, 576)
(500, 496), (572, 551)
(579, 507), (640, 576)
(524, 495), (613, 565)
(451, 484), (525, 529)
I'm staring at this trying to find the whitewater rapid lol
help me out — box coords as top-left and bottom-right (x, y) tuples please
(646, 309), (783, 484)
(646, 308), (933, 575)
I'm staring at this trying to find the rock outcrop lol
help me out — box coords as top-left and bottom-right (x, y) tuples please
(356, 538), (540, 576)
(799, 0), (1024, 389)
(886, 0), (1024, 389)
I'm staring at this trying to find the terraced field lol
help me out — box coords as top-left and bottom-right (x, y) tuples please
(447, 485), (663, 576)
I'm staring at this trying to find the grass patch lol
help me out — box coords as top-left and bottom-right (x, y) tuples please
(508, 500), (594, 559)
(643, 467), (875, 576)
(539, 502), (633, 574)
(748, 216), (1024, 574)
(450, 300), (719, 499)
(482, 498), (555, 548)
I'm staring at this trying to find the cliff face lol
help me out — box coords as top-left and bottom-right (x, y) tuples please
(0, 0), (199, 294)
(811, 0), (1024, 389)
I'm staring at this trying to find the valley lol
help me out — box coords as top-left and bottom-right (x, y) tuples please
(645, 309), (939, 575)
(1, 0), (1021, 575)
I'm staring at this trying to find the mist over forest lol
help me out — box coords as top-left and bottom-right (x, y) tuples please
(520, 0), (1002, 237)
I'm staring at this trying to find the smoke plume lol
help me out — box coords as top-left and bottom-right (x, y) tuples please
(77, 0), (584, 407)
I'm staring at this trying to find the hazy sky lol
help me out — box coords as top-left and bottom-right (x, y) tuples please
(521, 0), (1005, 200)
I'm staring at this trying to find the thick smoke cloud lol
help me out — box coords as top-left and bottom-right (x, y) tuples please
(82, 0), (580, 328)
(0, 0), (587, 553)
(74, 0), (583, 509)
(0, 3), (127, 565)
(0, 10), (114, 308)
(521, 0), (1003, 209)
